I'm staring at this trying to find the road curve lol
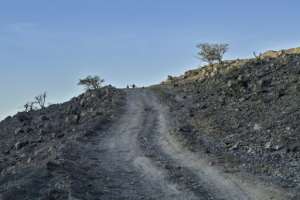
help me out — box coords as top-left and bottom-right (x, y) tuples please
(95, 89), (288, 200)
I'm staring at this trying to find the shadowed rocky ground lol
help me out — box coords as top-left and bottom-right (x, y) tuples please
(0, 48), (299, 199)
(153, 48), (300, 198)
(0, 86), (126, 199)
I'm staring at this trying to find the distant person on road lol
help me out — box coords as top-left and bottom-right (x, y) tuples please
(132, 84), (136, 88)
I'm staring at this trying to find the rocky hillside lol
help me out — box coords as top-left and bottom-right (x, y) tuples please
(0, 86), (125, 199)
(154, 48), (300, 195)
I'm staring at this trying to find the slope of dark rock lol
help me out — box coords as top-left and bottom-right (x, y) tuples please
(153, 48), (300, 196)
(0, 86), (125, 199)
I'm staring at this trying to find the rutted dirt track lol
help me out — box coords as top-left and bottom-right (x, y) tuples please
(1, 50), (298, 200)
(95, 89), (289, 200)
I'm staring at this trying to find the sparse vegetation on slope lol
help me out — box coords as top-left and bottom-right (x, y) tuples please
(197, 43), (229, 65)
(24, 92), (47, 112)
(2, 46), (300, 199)
(0, 86), (125, 199)
(154, 47), (300, 196)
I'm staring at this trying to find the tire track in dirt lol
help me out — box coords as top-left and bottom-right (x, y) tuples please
(97, 89), (198, 200)
(96, 89), (289, 200)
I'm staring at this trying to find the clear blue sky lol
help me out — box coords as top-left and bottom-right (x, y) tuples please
(1, 0), (300, 119)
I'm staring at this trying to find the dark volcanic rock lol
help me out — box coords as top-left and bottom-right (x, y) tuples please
(155, 48), (300, 195)
(0, 86), (125, 200)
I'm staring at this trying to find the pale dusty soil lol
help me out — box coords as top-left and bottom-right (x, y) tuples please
(94, 89), (291, 200)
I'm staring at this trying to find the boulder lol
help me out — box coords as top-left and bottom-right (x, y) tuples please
(14, 128), (24, 135)
(16, 113), (31, 122)
(229, 142), (240, 151)
(287, 142), (300, 153)
(65, 114), (80, 124)
(15, 141), (29, 150)
(265, 141), (272, 149)
(40, 115), (50, 121)
(51, 132), (65, 139)
(46, 160), (61, 171)
(253, 123), (262, 131)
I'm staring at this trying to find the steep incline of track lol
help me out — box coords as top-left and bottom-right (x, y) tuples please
(94, 89), (286, 200)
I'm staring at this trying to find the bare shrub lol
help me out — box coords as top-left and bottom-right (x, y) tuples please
(35, 92), (47, 109)
(24, 92), (47, 112)
(78, 75), (104, 90)
(253, 51), (264, 64)
(24, 102), (36, 112)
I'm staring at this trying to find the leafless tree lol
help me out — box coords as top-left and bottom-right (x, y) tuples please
(35, 92), (47, 109)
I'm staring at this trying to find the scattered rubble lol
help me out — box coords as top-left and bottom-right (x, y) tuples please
(155, 47), (300, 195)
(0, 86), (125, 199)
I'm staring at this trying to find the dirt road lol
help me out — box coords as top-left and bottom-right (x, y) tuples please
(94, 89), (288, 200)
